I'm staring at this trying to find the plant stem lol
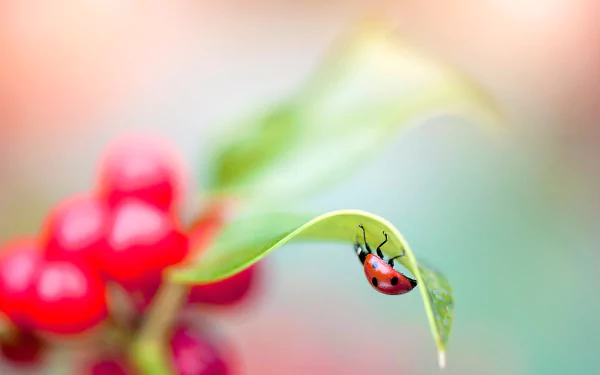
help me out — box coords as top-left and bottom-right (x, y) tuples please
(130, 199), (233, 375)
(130, 339), (176, 375)
(0, 317), (17, 343)
(138, 282), (188, 344)
(130, 281), (188, 375)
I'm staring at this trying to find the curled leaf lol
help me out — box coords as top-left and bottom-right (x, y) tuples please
(170, 209), (454, 368)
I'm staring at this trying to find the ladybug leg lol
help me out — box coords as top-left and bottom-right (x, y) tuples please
(388, 248), (406, 266)
(376, 231), (388, 258)
(358, 224), (372, 254)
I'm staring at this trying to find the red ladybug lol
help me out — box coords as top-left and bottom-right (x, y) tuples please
(354, 224), (417, 295)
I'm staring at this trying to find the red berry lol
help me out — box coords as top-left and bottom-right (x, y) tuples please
(186, 210), (259, 307)
(100, 199), (189, 286)
(0, 330), (45, 367)
(170, 325), (229, 375)
(188, 265), (258, 306)
(0, 239), (42, 327)
(28, 261), (107, 335)
(125, 261), (259, 314)
(40, 194), (111, 268)
(123, 273), (162, 313)
(187, 203), (228, 258)
(123, 202), (252, 312)
(97, 134), (185, 211)
(83, 358), (133, 375)
(124, 265), (258, 313)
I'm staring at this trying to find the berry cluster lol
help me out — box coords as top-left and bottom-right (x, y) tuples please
(0, 135), (258, 374)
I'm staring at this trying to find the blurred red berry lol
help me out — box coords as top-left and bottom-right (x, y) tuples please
(188, 265), (258, 306)
(187, 203), (228, 259)
(0, 330), (45, 367)
(40, 194), (111, 268)
(125, 211), (258, 312)
(125, 265), (259, 314)
(0, 239), (42, 327)
(97, 134), (185, 211)
(83, 357), (133, 375)
(28, 261), (107, 335)
(187, 209), (259, 307)
(170, 325), (229, 375)
(100, 199), (189, 286)
(123, 273), (161, 313)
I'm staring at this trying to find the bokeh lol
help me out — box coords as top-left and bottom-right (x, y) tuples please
(2, 2), (600, 375)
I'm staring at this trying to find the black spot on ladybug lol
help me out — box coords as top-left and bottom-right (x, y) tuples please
(391, 276), (399, 286)
(372, 261), (378, 270)
(371, 277), (378, 287)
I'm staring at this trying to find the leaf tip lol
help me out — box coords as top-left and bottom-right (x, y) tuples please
(438, 351), (447, 369)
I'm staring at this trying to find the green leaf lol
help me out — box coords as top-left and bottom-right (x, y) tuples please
(205, 21), (500, 203)
(170, 209), (454, 368)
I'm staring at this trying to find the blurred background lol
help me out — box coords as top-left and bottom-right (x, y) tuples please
(1, 1), (600, 375)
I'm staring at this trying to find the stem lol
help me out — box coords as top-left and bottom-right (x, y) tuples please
(130, 199), (234, 375)
(131, 340), (176, 375)
(137, 282), (188, 344)
(130, 276), (188, 375)
(0, 317), (17, 344)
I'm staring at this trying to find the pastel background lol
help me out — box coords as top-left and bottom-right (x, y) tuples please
(1, 2), (599, 375)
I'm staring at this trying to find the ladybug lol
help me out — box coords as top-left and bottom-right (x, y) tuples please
(354, 224), (417, 295)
